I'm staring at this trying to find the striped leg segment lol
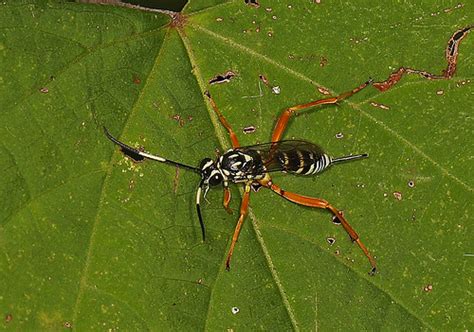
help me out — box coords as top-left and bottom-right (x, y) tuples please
(225, 183), (251, 270)
(264, 181), (377, 275)
(205, 91), (240, 148)
(271, 80), (373, 142)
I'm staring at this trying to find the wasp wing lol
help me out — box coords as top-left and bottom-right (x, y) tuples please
(236, 140), (326, 174)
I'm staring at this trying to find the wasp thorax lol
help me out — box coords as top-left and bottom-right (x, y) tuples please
(199, 158), (223, 186)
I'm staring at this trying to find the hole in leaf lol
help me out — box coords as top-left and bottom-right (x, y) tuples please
(209, 71), (236, 85)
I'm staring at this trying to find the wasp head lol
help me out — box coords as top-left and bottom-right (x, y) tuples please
(199, 158), (223, 186)
(196, 158), (223, 241)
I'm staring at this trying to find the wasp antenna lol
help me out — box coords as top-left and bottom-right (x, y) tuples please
(103, 127), (200, 172)
(331, 153), (368, 164)
(196, 184), (206, 241)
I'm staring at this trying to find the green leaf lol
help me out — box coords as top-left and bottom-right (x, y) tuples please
(1, 1), (472, 330)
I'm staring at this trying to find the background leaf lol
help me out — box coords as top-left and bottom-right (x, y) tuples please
(1, 0), (472, 330)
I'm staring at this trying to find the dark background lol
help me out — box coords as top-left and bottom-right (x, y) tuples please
(122, 0), (188, 11)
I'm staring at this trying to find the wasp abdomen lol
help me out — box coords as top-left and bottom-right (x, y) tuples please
(275, 149), (331, 175)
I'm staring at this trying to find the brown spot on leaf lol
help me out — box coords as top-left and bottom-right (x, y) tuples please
(373, 26), (472, 91)
(171, 114), (185, 127)
(169, 12), (187, 29)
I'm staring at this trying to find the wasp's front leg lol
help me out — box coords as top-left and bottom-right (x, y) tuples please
(225, 182), (252, 270)
(223, 183), (233, 214)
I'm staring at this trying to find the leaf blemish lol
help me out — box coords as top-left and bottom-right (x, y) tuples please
(245, 0), (260, 8)
(373, 26), (472, 91)
(257, 74), (280, 94)
(455, 79), (471, 88)
(259, 74), (269, 86)
(370, 101), (390, 110)
(169, 12), (187, 29)
(231, 306), (240, 314)
(318, 86), (331, 95)
(171, 114), (185, 127)
(327, 237), (336, 245)
(209, 71), (236, 85)
(243, 125), (256, 134)
(251, 20), (261, 33)
(423, 284), (433, 292)
(393, 191), (402, 201)
(320, 56), (328, 67)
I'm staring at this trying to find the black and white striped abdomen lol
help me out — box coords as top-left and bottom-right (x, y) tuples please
(275, 149), (331, 175)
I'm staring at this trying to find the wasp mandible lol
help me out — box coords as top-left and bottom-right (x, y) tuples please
(105, 79), (377, 275)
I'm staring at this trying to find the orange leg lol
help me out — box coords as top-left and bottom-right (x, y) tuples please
(205, 91), (240, 148)
(271, 80), (372, 142)
(223, 186), (233, 214)
(225, 183), (251, 270)
(262, 180), (377, 275)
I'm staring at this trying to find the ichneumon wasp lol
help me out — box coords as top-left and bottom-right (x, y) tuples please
(104, 79), (377, 275)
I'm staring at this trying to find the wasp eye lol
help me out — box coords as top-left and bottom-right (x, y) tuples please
(208, 173), (223, 186)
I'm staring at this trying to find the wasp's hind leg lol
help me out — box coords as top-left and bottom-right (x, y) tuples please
(262, 180), (377, 275)
(271, 80), (372, 142)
